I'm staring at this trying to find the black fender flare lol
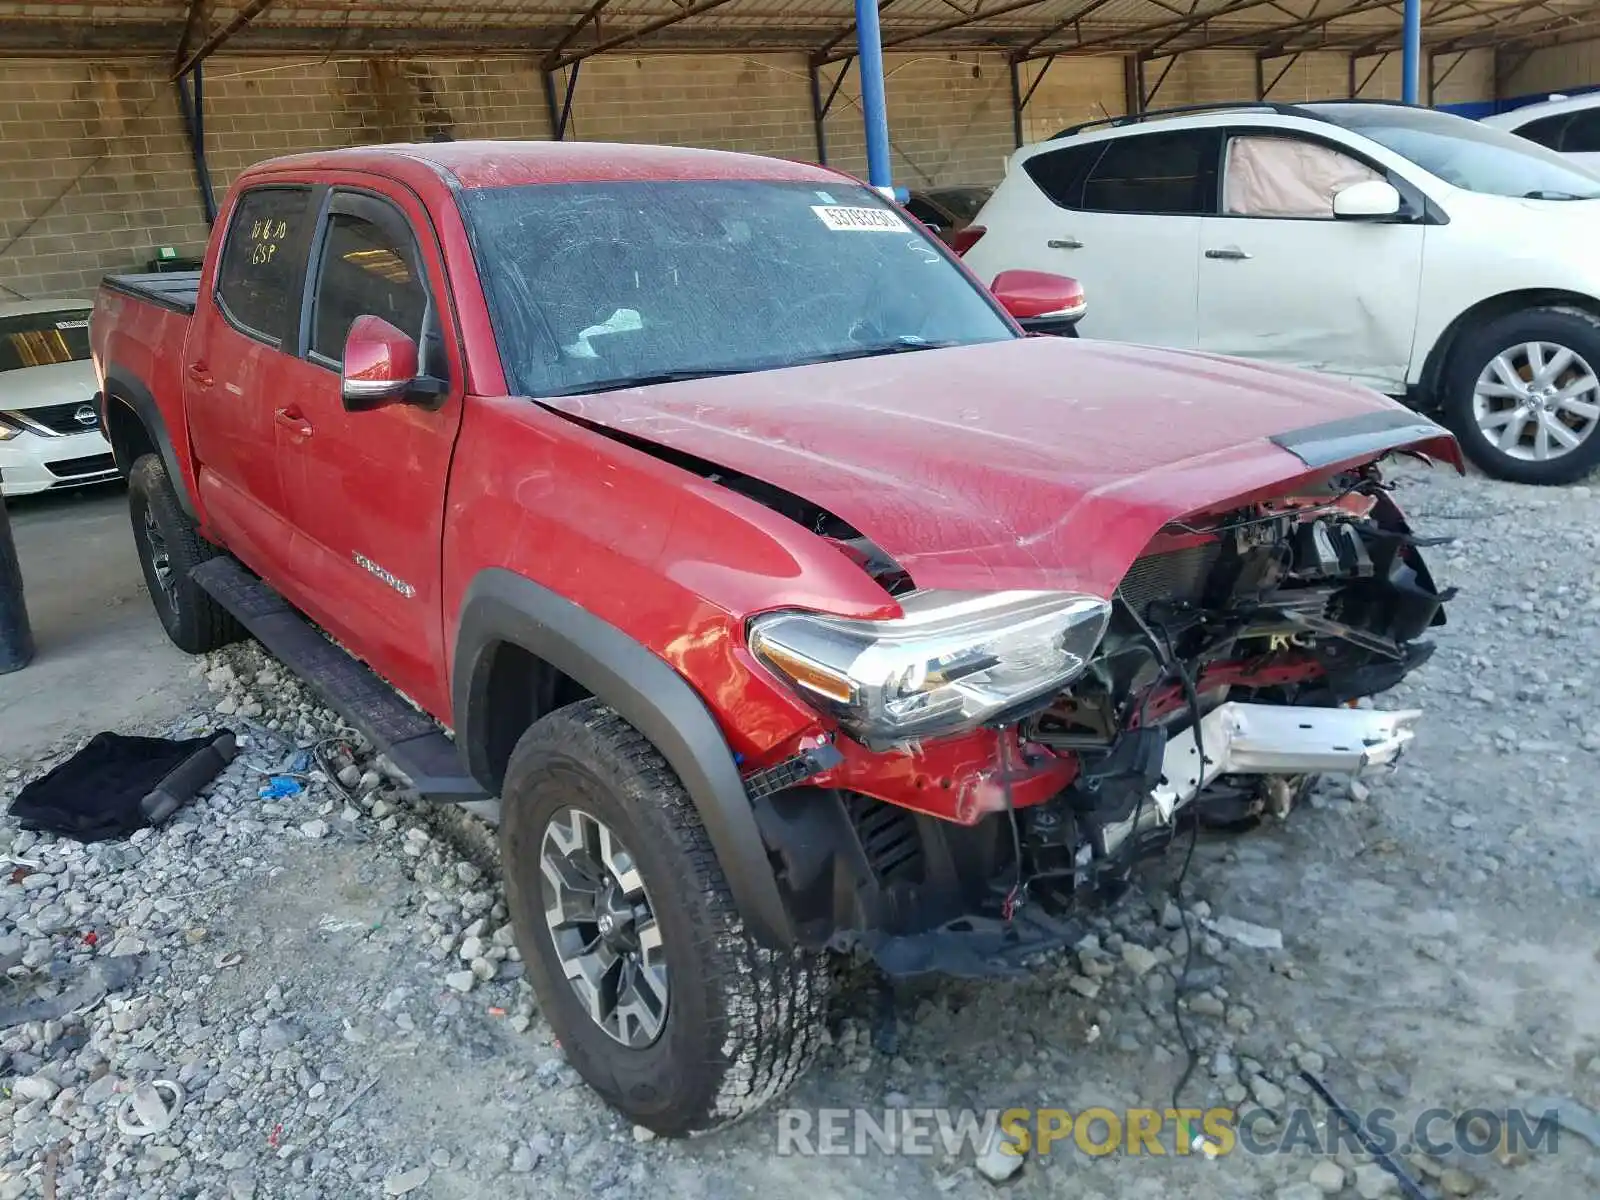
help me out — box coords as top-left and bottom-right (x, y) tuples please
(101, 365), (197, 520)
(452, 568), (794, 949)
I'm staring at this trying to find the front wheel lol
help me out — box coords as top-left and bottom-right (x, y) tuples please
(1440, 306), (1600, 485)
(500, 699), (827, 1136)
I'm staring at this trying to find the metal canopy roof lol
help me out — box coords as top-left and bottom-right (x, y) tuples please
(0, 0), (1594, 71)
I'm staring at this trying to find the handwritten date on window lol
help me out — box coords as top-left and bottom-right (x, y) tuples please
(247, 218), (290, 267)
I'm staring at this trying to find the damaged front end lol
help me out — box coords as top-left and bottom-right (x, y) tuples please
(748, 464), (1451, 977)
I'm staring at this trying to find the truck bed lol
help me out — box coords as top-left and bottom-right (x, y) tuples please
(102, 271), (201, 316)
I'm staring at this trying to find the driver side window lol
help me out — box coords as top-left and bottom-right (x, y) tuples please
(310, 208), (429, 364)
(1223, 135), (1381, 219)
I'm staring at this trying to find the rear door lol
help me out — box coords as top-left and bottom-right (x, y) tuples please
(184, 185), (316, 574)
(973, 128), (1216, 348)
(1196, 129), (1425, 394)
(272, 182), (463, 716)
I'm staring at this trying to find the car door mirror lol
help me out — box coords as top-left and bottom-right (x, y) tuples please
(989, 269), (1086, 336)
(1333, 179), (1403, 220)
(340, 315), (434, 412)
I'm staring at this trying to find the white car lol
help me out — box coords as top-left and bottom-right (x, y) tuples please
(962, 100), (1600, 485)
(1481, 93), (1600, 172)
(0, 300), (120, 497)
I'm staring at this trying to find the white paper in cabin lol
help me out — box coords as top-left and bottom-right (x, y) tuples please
(811, 206), (909, 232)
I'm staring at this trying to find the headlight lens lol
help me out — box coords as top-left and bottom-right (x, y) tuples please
(749, 589), (1110, 747)
(0, 414), (25, 442)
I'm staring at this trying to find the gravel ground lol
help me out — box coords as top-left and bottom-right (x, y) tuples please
(4, 461), (1600, 1200)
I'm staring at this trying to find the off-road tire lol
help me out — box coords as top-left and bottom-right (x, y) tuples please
(1440, 305), (1600, 486)
(127, 454), (242, 654)
(500, 698), (826, 1136)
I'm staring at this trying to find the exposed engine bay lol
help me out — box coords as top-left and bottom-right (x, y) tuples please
(1017, 465), (1449, 883)
(743, 461), (1453, 974)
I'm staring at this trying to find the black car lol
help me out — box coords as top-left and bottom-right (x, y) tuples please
(902, 186), (992, 246)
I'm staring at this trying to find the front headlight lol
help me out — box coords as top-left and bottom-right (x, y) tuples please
(749, 590), (1110, 747)
(0, 414), (25, 442)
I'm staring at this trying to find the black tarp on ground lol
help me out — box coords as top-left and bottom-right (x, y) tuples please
(8, 730), (236, 842)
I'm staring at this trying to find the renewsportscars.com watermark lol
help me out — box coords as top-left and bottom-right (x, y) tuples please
(775, 1105), (1563, 1160)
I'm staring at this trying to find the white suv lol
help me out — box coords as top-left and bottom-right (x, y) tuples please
(962, 101), (1600, 485)
(0, 301), (120, 497)
(1481, 93), (1600, 172)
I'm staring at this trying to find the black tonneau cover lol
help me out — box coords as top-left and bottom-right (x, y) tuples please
(102, 271), (201, 317)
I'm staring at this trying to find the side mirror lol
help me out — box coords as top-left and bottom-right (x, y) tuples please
(990, 269), (1086, 336)
(1333, 179), (1403, 220)
(340, 315), (439, 412)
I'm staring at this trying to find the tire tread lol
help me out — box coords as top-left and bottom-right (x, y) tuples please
(502, 698), (825, 1135)
(128, 454), (242, 654)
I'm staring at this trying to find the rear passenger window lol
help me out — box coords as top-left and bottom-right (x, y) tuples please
(1081, 129), (1220, 215)
(215, 188), (312, 346)
(1023, 144), (1104, 210)
(309, 210), (429, 364)
(1514, 112), (1571, 150)
(1561, 110), (1600, 153)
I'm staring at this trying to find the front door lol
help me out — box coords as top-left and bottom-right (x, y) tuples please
(184, 185), (317, 574)
(1196, 131), (1426, 394)
(275, 184), (464, 717)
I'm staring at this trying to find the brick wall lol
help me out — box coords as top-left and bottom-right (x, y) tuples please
(0, 45), (1495, 301)
(1139, 47), (1492, 106)
(1502, 38), (1600, 98)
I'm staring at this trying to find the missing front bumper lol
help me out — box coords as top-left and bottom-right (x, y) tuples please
(1151, 702), (1421, 820)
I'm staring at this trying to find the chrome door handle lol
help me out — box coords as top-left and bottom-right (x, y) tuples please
(1048, 237), (1084, 249)
(1205, 247), (1252, 260)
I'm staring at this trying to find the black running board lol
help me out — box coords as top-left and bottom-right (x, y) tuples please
(190, 557), (488, 802)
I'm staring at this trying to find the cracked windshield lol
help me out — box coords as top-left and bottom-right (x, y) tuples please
(462, 179), (1016, 397)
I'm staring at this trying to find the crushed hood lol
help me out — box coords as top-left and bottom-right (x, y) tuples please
(543, 337), (1459, 597)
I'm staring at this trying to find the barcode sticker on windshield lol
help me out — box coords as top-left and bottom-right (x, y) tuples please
(811, 205), (908, 232)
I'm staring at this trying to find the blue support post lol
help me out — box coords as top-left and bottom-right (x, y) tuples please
(1401, 0), (1422, 104)
(854, 0), (892, 189)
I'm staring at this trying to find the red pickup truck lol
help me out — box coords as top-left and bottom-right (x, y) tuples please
(91, 140), (1460, 1136)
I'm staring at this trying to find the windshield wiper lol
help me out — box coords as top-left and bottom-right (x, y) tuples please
(794, 337), (965, 367)
(562, 367), (755, 395)
(550, 339), (963, 395)
(1523, 189), (1598, 200)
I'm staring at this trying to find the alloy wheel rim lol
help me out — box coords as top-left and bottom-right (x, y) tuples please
(1472, 340), (1600, 463)
(142, 508), (178, 607)
(539, 806), (668, 1048)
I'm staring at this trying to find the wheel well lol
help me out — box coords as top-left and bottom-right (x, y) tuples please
(1417, 289), (1600, 410)
(103, 393), (157, 477)
(474, 640), (592, 794)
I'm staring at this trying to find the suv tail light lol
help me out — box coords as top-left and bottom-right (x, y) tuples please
(948, 225), (986, 256)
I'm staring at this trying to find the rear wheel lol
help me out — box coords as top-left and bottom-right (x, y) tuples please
(1441, 306), (1600, 485)
(128, 454), (241, 654)
(500, 698), (826, 1135)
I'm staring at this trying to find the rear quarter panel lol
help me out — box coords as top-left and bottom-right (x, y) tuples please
(92, 288), (199, 507)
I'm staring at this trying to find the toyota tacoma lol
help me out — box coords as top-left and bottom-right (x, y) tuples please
(90, 140), (1459, 1136)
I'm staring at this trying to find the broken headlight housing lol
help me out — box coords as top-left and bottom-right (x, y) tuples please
(748, 590), (1110, 747)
